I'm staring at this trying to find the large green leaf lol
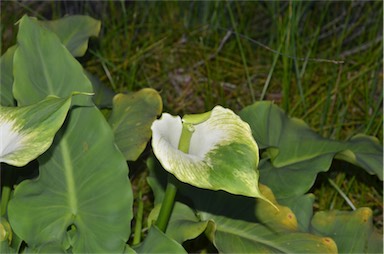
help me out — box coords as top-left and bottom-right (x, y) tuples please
(310, 208), (383, 253)
(132, 226), (187, 253)
(193, 185), (336, 253)
(8, 15), (133, 252)
(147, 158), (337, 253)
(0, 46), (16, 106)
(0, 15), (99, 107)
(239, 101), (383, 200)
(39, 15), (100, 57)
(239, 101), (382, 176)
(12, 15), (93, 106)
(258, 156), (332, 199)
(8, 107), (133, 252)
(109, 89), (162, 161)
(0, 95), (74, 167)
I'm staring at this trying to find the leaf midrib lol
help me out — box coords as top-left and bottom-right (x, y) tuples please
(61, 137), (78, 215)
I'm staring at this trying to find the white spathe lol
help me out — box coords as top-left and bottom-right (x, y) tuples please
(0, 119), (26, 162)
(0, 95), (74, 167)
(150, 105), (272, 201)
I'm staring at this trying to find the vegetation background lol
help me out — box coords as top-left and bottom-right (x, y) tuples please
(1, 0), (382, 233)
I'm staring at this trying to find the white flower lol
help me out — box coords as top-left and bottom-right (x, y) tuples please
(0, 119), (26, 162)
(0, 96), (73, 167)
(151, 105), (270, 201)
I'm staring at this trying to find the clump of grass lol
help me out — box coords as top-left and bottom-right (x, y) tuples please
(1, 0), (382, 232)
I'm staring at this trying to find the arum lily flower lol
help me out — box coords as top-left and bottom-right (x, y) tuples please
(151, 105), (272, 203)
(0, 96), (74, 167)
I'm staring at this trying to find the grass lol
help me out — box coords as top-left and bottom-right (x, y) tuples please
(1, 0), (382, 233)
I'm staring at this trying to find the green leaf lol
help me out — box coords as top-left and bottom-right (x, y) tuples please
(147, 164), (337, 253)
(24, 241), (67, 254)
(8, 15), (133, 252)
(8, 106), (133, 253)
(148, 202), (209, 244)
(1, 15), (98, 107)
(146, 156), (167, 205)
(310, 208), (383, 253)
(133, 226), (187, 253)
(278, 194), (316, 232)
(258, 156), (332, 199)
(109, 89), (162, 161)
(13, 15), (93, 106)
(0, 46), (16, 106)
(239, 101), (383, 199)
(151, 106), (271, 203)
(84, 70), (115, 108)
(0, 95), (73, 167)
(39, 15), (100, 57)
(180, 182), (336, 253)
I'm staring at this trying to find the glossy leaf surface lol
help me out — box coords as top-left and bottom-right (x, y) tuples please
(8, 107), (133, 252)
(239, 101), (383, 200)
(193, 185), (337, 253)
(147, 159), (337, 253)
(13, 15), (93, 106)
(40, 15), (101, 57)
(109, 89), (162, 161)
(8, 15), (133, 252)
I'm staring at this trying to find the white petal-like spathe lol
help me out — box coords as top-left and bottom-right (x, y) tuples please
(0, 119), (26, 160)
(189, 106), (258, 162)
(151, 106), (268, 200)
(151, 112), (211, 185)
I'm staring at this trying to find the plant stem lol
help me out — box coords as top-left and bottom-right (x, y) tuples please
(155, 120), (195, 232)
(1, 169), (13, 216)
(132, 190), (144, 245)
(155, 178), (178, 232)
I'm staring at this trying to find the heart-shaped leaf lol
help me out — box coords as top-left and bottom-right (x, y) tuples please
(8, 15), (133, 252)
(0, 95), (73, 167)
(109, 89), (162, 161)
(1, 15), (99, 107)
(39, 15), (100, 57)
(8, 106), (133, 252)
(240, 101), (382, 176)
(239, 101), (383, 200)
(12, 15), (93, 106)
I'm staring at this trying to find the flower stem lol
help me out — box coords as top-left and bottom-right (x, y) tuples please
(155, 177), (177, 232)
(132, 190), (144, 245)
(155, 121), (195, 232)
(1, 168), (13, 216)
